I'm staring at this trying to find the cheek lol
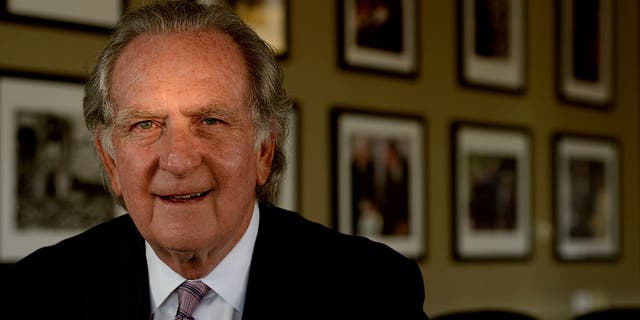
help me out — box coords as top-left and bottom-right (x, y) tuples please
(114, 145), (155, 195)
(211, 143), (259, 185)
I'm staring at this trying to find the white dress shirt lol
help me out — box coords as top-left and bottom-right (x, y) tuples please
(146, 202), (260, 320)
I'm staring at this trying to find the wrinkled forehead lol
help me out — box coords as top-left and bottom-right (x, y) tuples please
(109, 30), (250, 107)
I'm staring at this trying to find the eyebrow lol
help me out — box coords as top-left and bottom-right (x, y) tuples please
(183, 104), (242, 124)
(113, 107), (160, 129)
(113, 104), (243, 128)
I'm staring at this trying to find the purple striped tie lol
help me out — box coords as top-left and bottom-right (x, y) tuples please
(175, 280), (210, 320)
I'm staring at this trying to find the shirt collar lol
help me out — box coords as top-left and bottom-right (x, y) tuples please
(146, 201), (260, 313)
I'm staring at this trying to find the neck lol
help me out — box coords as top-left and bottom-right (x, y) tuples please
(149, 203), (256, 279)
(151, 222), (248, 279)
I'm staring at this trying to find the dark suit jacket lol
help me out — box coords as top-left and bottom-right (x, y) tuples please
(8, 203), (428, 319)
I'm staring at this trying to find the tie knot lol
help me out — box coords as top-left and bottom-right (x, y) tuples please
(175, 280), (210, 320)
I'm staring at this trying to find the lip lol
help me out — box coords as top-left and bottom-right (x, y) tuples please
(157, 189), (213, 203)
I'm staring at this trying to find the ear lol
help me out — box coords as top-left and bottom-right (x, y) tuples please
(256, 134), (275, 186)
(94, 129), (122, 196)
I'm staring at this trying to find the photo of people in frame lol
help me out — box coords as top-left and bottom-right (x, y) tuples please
(350, 134), (410, 237)
(572, 0), (600, 82)
(15, 110), (113, 230)
(474, 0), (510, 58)
(568, 158), (608, 239)
(355, 0), (404, 53)
(467, 153), (517, 231)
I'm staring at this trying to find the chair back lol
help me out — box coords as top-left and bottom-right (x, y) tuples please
(572, 307), (640, 320)
(432, 309), (538, 320)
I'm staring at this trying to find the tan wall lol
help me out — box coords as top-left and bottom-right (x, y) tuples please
(1, 1), (638, 319)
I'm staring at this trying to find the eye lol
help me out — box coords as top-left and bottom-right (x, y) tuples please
(203, 117), (221, 125)
(135, 120), (154, 129)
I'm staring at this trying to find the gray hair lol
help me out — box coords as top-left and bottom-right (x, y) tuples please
(83, 0), (291, 204)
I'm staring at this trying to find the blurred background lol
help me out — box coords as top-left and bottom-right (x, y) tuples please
(0, 0), (638, 319)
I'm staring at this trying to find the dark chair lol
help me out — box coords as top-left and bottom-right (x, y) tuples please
(432, 309), (538, 320)
(572, 307), (640, 320)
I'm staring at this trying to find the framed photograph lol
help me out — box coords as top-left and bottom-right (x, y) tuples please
(458, 0), (527, 92)
(197, 0), (289, 58)
(275, 102), (299, 211)
(1, 0), (125, 33)
(556, 0), (615, 108)
(338, 0), (419, 77)
(553, 133), (620, 261)
(0, 76), (117, 262)
(331, 107), (426, 259)
(451, 122), (532, 260)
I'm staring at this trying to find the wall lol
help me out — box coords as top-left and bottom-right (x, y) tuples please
(0, 1), (638, 319)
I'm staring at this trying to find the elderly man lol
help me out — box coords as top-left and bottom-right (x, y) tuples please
(9, 1), (428, 319)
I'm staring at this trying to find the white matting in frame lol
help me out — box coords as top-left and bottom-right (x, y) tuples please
(275, 104), (298, 211)
(335, 110), (425, 259)
(0, 77), (117, 262)
(6, 0), (123, 28)
(555, 135), (619, 261)
(459, 0), (526, 91)
(454, 124), (531, 259)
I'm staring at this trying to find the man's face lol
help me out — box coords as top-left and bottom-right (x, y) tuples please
(98, 31), (273, 259)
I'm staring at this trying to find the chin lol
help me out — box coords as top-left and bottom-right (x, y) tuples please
(166, 236), (210, 252)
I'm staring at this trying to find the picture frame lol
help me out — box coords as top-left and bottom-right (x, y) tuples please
(1, 0), (126, 33)
(553, 133), (620, 261)
(275, 102), (300, 211)
(331, 107), (426, 259)
(457, 0), (527, 92)
(451, 122), (532, 260)
(556, 0), (615, 108)
(337, 0), (419, 77)
(0, 76), (117, 262)
(197, 0), (290, 58)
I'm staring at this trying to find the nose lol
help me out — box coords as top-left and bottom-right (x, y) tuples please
(159, 123), (202, 177)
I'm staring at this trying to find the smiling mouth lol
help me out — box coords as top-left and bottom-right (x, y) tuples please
(160, 190), (212, 202)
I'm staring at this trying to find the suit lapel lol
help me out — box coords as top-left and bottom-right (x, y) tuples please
(242, 204), (282, 319)
(242, 204), (317, 319)
(103, 215), (152, 319)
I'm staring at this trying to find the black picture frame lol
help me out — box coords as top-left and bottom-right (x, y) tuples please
(337, 0), (420, 77)
(457, 0), (527, 92)
(331, 107), (426, 259)
(553, 133), (620, 261)
(0, 0), (127, 33)
(556, 0), (615, 108)
(451, 121), (532, 261)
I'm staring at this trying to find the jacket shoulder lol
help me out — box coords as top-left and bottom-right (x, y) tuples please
(259, 203), (412, 266)
(16, 214), (140, 269)
(249, 204), (427, 319)
(9, 214), (150, 319)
